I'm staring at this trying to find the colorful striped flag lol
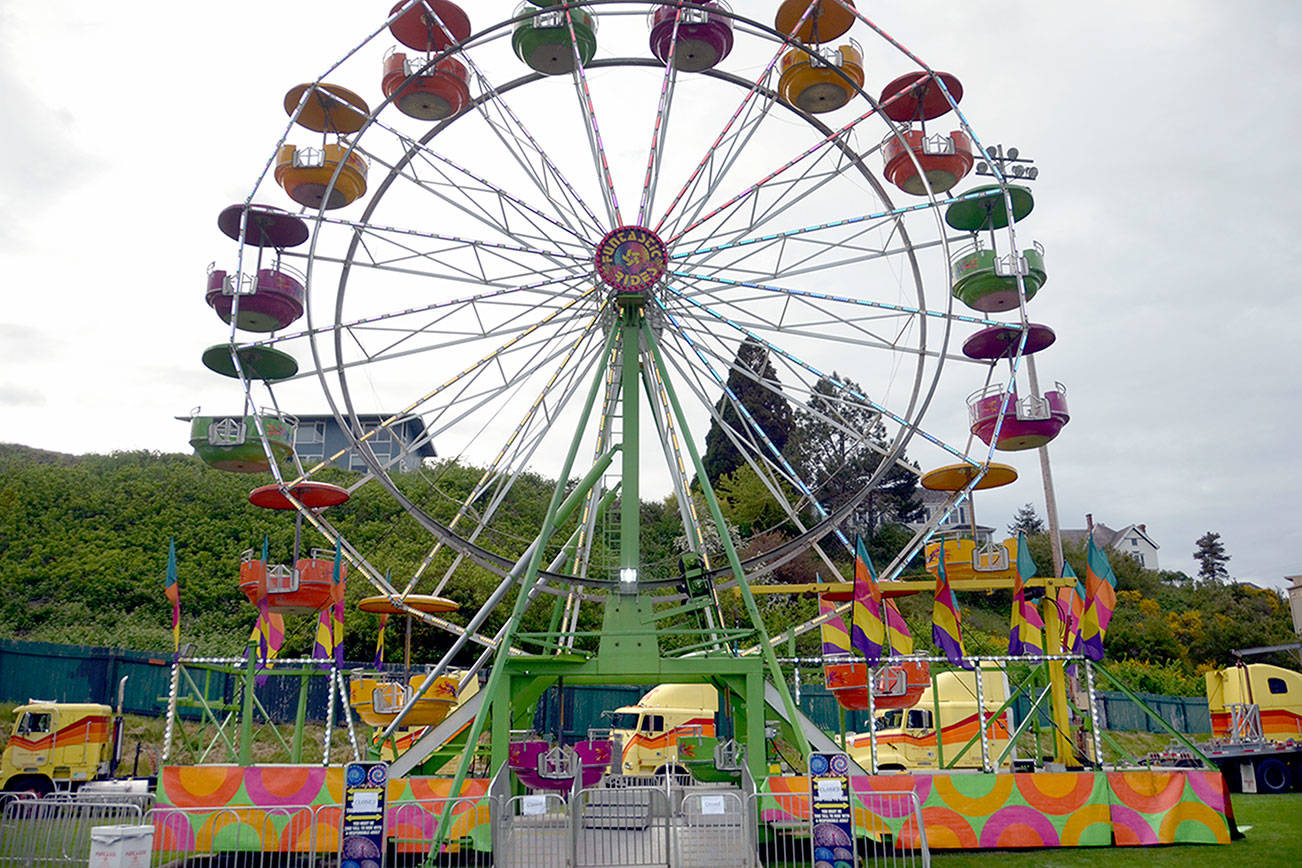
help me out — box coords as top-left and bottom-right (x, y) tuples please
(1080, 532), (1118, 661)
(314, 540), (347, 669)
(931, 540), (972, 668)
(818, 579), (852, 657)
(164, 538), (181, 654)
(883, 599), (914, 656)
(850, 536), (886, 664)
(1008, 533), (1046, 656)
(248, 611), (285, 686)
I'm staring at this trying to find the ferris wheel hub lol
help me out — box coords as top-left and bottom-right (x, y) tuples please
(594, 224), (667, 301)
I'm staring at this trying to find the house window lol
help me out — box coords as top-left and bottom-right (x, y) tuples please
(296, 421), (326, 445)
(1130, 538), (1138, 547)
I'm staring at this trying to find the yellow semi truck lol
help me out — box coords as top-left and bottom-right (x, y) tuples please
(607, 683), (718, 776)
(846, 666), (1014, 771)
(1, 700), (121, 795)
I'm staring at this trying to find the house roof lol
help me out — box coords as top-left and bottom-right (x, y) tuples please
(1061, 522), (1159, 551)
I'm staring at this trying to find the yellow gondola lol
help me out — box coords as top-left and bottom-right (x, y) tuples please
(777, 41), (864, 113)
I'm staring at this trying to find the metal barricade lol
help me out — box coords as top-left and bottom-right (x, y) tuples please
(751, 785), (930, 868)
(496, 793), (568, 868)
(149, 804), (307, 868)
(385, 795), (494, 867)
(573, 785), (671, 868)
(676, 789), (751, 868)
(0, 797), (145, 868)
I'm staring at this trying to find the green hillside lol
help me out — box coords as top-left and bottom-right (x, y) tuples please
(0, 444), (1293, 690)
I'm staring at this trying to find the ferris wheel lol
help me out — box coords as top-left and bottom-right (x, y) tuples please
(198, 0), (1058, 663)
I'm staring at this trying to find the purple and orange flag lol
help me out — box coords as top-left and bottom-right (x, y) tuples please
(164, 538), (181, 654)
(1008, 533), (1045, 656)
(931, 539), (972, 668)
(1080, 532), (1118, 661)
(314, 540), (347, 668)
(850, 537), (887, 663)
(1057, 559), (1085, 656)
(818, 578), (852, 657)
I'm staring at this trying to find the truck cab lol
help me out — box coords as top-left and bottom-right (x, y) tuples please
(607, 683), (717, 776)
(847, 666), (1013, 771)
(1, 702), (115, 795)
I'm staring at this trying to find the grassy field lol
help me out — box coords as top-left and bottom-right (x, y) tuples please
(932, 793), (1302, 867)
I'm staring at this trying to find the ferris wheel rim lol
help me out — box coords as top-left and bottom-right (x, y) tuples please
(244, 1), (999, 592)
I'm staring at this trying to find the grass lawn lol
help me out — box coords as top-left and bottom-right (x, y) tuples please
(931, 793), (1302, 867)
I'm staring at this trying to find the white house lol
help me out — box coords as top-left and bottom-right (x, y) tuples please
(1061, 515), (1160, 570)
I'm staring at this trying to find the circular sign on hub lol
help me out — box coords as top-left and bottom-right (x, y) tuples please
(595, 225), (667, 297)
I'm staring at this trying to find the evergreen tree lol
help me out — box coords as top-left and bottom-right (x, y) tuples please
(1007, 503), (1045, 536)
(1193, 531), (1231, 582)
(700, 337), (793, 487)
(786, 373), (921, 534)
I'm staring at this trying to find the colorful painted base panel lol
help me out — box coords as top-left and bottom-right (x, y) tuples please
(283, 83), (371, 134)
(758, 770), (1232, 850)
(774, 0), (856, 43)
(248, 481), (351, 510)
(201, 344), (299, 381)
(388, 0), (471, 51)
(217, 204), (308, 248)
(648, 2), (734, 72)
(945, 184), (1035, 231)
(382, 52), (471, 120)
(512, 5), (598, 75)
(919, 462), (1018, 491)
(189, 415), (294, 473)
(878, 71), (963, 122)
(962, 323), (1056, 360)
(238, 556), (343, 614)
(778, 43), (864, 113)
(967, 387), (1069, 451)
(883, 129), (974, 195)
(205, 268), (305, 332)
(951, 246), (1046, 313)
(275, 144), (368, 210)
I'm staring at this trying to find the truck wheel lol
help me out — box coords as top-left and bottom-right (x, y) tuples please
(1255, 757), (1291, 794)
(4, 775), (53, 797)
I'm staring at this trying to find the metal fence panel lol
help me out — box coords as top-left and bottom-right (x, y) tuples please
(0, 796), (145, 868)
(498, 793), (569, 868)
(676, 790), (750, 868)
(575, 786), (671, 868)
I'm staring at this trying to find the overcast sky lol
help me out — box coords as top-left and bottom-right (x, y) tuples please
(0, 1), (1298, 589)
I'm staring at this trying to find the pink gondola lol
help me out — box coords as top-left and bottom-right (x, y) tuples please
(967, 383), (1069, 451)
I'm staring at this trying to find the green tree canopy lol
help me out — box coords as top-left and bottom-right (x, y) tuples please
(700, 338), (793, 488)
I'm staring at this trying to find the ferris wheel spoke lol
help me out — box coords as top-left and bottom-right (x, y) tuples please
(667, 273), (921, 359)
(651, 0), (826, 237)
(663, 287), (970, 463)
(425, 334), (612, 594)
(406, 325), (610, 592)
(304, 242), (585, 294)
(654, 81), (775, 243)
(360, 135), (590, 260)
(564, 7), (622, 227)
(666, 269), (1001, 333)
(635, 7), (687, 225)
(373, 1), (604, 239)
(665, 109), (887, 253)
(655, 320), (855, 561)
